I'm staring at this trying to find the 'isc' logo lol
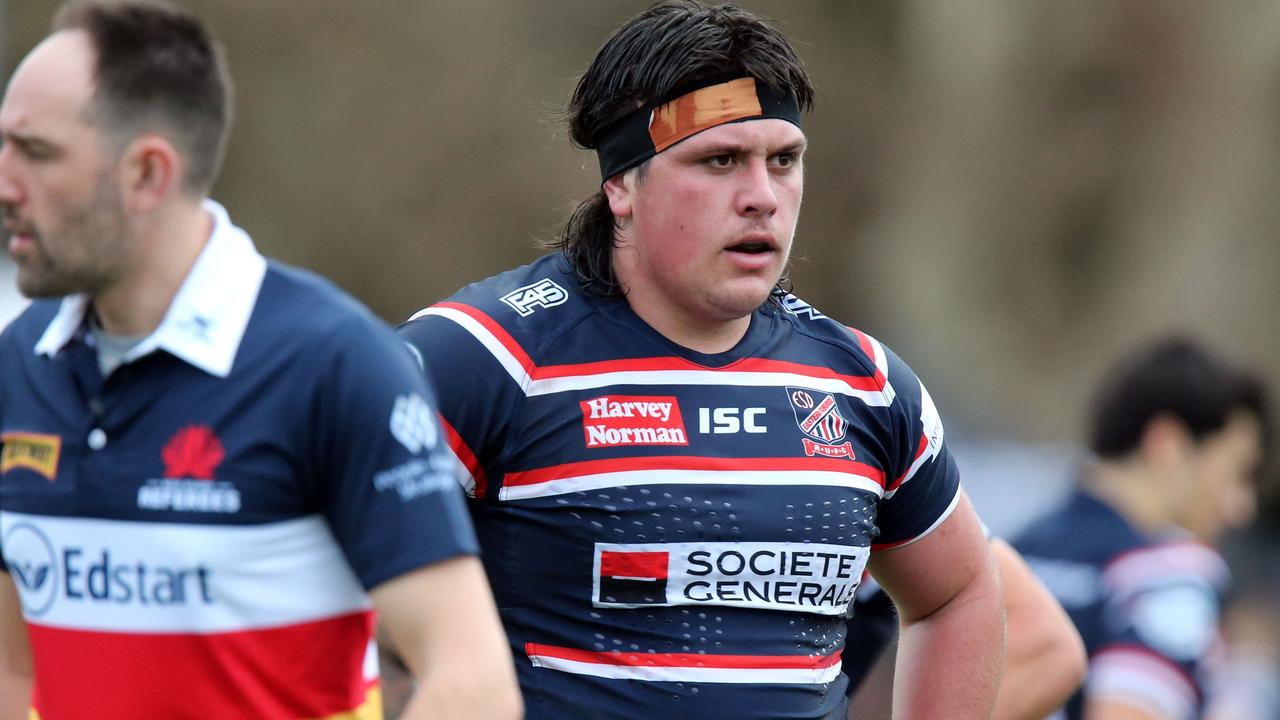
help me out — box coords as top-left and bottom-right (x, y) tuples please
(698, 407), (766, 434)
(500, 278), (568, 317)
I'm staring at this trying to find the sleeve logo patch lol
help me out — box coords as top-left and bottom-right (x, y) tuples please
(391, 393), (438, 455)
(500, 278), (568, 317)
(1, 432), (62, 482)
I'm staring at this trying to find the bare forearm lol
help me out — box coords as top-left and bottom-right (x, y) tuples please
(992, 539), (1085, 720)
(996, 631), (1083, 720)
(893, 569), (1005, 719)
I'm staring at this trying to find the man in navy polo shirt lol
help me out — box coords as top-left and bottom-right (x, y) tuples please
(0, 2), (521, 719)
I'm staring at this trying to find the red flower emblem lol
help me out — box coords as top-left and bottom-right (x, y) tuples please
(162, 425), (224, 480)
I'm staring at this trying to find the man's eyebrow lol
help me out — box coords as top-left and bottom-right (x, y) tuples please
(775, 139), (808, 155)
(0, 130), (60, 154)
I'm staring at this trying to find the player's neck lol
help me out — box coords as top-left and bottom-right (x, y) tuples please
(1085, 461), (1179, 536)
(625, 296), (752, 355)
(93, 199), (213, 337)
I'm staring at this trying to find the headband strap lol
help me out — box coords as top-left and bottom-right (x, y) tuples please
(595, 76), (802, 181)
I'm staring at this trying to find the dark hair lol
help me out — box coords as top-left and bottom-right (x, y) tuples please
(54, 0), (233, 194)
(549, 1), (814, 296)
(1089, 335), (1271, 461)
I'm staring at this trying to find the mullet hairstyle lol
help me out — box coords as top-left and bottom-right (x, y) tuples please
(550, 1), (814, 297)
(55, 0), (233, 195)
(1089, 335), (1271, 463)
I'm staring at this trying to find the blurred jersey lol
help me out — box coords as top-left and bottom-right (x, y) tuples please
(399, 253), (961, 720)
(1015, 489), (1228, 720)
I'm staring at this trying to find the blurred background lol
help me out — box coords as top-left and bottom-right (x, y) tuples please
(3, 0), (1279, 716)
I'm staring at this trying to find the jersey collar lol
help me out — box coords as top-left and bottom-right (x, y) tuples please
(33, 199), (268, 378)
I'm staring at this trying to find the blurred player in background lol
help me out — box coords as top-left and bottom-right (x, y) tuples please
(1015, 336), (1270, 720)
(400, 2), (1004, 718)
(0, 2), (520, 718)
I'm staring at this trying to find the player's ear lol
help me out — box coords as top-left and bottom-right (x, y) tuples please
(1140, 412), (1193, 467)
(602, 168), (636, 221)
(120, 134), (180, 214)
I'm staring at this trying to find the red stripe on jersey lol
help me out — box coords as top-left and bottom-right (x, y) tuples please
(525, 643), (842, 669)
(888, 433), (929, 492)
(844, 327), (887, 387)
(504, 455), (887, 488)
(434, 301), (536, 371)
(1094, 643), (1201, 697)
(533, 355), (885, 392)
(600, 550), (670, 580)
(435, 301), (886, 393)
(440, 413), (488, 498)
(29, 611), (375, 720)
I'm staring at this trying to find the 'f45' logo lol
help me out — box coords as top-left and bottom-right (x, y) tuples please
(500, 278), (568, 317)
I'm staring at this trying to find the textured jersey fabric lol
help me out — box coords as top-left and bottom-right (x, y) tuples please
(399, 253), (961, 720)
(1015, 489), (1228, 720)
(0, 202), (478, 719)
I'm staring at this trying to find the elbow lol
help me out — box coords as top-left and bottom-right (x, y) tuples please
(1057, 621), (1088, 697)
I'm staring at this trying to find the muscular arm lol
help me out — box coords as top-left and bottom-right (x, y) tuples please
(992, 539), (1086, 720)
(869, 491), (1005, 719)
(371, 556), (522, 720)
(0, 573), (32, 720)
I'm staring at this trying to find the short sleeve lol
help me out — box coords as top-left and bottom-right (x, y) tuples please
(398, 303), (527, 500)
(310, 315), (479, 590)
(869, 343), (960, 549)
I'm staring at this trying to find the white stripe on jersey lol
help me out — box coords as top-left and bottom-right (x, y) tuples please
(527, 653), (844, 685)
(1089, 646), (1197, 720)
(1, 512), (369, 633)
(529, 370), (892, 405)
(500, 468), (885, 502)
(411, 305), (533, 391)
(418, 306), (894, 406)
(886, 378), (946, 498)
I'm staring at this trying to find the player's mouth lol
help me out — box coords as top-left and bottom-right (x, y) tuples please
(3, 222), (37, 257)
(724, 233), (779, 269)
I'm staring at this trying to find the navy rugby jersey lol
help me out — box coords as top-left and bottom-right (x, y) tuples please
(0, 202), (477, 720)
(1015, 489), (1228, 720)
(399, 253), (961, 720)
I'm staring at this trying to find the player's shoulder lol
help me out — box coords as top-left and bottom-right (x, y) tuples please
(251, 260), (399, 352)
(774, 293), (887, 372)
(1102, 538), (1229, 596)
(402, 253), (595, 355)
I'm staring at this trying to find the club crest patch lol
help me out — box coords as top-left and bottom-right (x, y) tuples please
(786, 387), (855, 459)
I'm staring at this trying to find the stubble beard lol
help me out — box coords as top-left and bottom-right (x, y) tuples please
(16, 175), (131, 299)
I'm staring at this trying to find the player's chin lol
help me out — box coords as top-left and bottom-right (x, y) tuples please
(710, 282), (777, 318)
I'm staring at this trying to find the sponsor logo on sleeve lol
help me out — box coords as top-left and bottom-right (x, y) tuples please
(500, 278), (568, 317)
(786, 388), (855, 459)
(593, 541), (868, 615)
(1, 432), (62, 482)
(390, 393), (438, 454)
(580, 395), (689, 448)
(137, 425), (241, 514)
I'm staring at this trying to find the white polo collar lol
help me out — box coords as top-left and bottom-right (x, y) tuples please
(33, 199), (268, 378)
